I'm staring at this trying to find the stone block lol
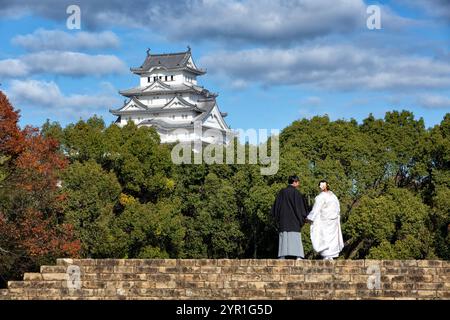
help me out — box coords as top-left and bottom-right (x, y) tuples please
(267, 260), (295, 266)
(308, 267), (335, 274)
(335, 260), (364, 267)
(334, 289), (357, 299)
(391, 283), (414, 290)
(113, 266), (135, 273)
(203, 281), (224, 289)
(96, 259), (121, 266)
(333, 274), (351, 282)
(260, 274), (281, 282)
(435, 267), (450, 275)
(289, 266), (306, 274)
(231, 274), (262, 282)
(281, 274), (305, 282)
(2, 259), (449, 300)
(200, 266), (221, 274)
(356, 289), (383, 298)
(40, 266), (67, 273)
(382, 267), (409, 275)
(270, 266), (290, 274)
(336, 266), (366, 274)
(245, 259), (268, 266)
(436, 290), (450, 299)
(249, 266), (275, 274)
(23, 273), (43, 281)
(246, 282), (266, 290)
(224, 281), (249, 289)
(310, 260), (335, 268)
(176, 259), (197, 267)
(135, 266), (158, 273)
(265, 288), (287, 297)
(195, 259), (217, 266)
(311, 289), (334, 299)
(382, 260), (415, 267)
(412, 290), (438, 298)
(184, 288), (212, 298)
(305, 274), (334, 282)
(155, 281), (177, 289)
(415, 282), (444, 290)
(179, 266), (202, 273)
(147, 274), (172, 282)
(406, 275), (434, 283)
(42, 273), (68, 281)
(333, 283), (353, 290)
(217, 259), (240, 267)
(417, 260), (442, 268)
(288, 289), (312, 299)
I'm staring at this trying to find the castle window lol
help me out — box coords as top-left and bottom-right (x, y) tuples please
(147, 77), (150, 82)
(153, 76), (157, 81)
(171, 75), (174, 81)
(165, 75), (168, 81)
(159, 76), (162, 80)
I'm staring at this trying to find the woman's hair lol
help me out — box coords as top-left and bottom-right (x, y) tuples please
(318, 180), (330, 191)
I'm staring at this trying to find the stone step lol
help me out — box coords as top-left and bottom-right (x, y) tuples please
(23, 273), (43, 281)
(40, 266), (68, 273)
(0, 259), (448, 300)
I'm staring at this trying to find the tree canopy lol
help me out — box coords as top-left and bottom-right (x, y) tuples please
(1, 90), (449, 285)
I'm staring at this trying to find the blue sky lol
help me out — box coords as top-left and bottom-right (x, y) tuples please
(0, 0), (449, 132)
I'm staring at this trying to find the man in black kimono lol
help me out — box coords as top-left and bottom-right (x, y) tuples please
(271, 175), (309, 259)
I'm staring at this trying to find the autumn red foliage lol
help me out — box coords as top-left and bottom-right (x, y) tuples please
(0, 91), (80, 284)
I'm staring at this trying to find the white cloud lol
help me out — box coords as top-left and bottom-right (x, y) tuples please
(0, 51), (127, 78)
(0, 59), (29, 77)
(165, 0), (368, 43)
(23, 51), (127, 76)
(7, 79), (121, 118)
(0, 0), (413, 44)
(399, 0), (450, 21)
(200, 45), (450, 91)
(12, 29), (120, 51)
(417, 94), (450, 109)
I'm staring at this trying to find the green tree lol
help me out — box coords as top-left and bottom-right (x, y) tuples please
(116, 198), (185, 258)
(61, 160), (125, 257)
(344, 188), (434, 259)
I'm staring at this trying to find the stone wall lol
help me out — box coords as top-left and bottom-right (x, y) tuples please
(0, 259), (448, 300)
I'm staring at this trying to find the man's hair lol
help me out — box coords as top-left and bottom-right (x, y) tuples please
(288, 175), (300, 184)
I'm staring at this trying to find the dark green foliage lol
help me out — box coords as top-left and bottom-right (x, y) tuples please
(35, 111), (450, 261)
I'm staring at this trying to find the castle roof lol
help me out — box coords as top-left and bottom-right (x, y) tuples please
(109, 96), (216, 116)
(131, 47), (206, 75)
(119, 81), (217, 98)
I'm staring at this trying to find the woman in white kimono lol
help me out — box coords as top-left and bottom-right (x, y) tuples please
(307, 180), (344, 260)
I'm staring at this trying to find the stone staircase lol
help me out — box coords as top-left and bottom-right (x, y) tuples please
(0, 259), (448, 300)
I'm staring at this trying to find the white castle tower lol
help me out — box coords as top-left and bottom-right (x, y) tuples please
(110, 47), (233, 144)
